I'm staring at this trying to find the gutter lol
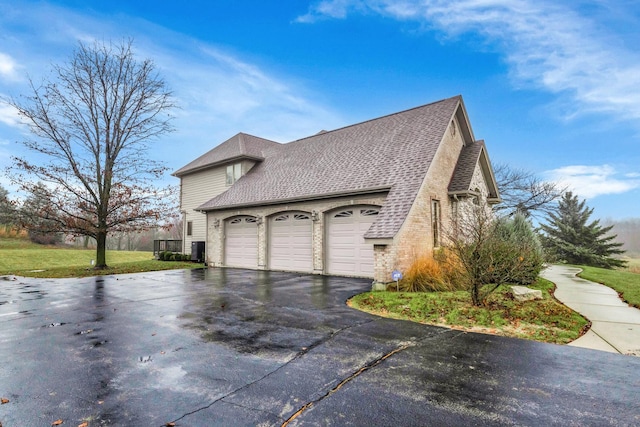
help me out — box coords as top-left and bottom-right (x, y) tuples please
(196, 186), (392, 213)
(172, 155), (265, 177)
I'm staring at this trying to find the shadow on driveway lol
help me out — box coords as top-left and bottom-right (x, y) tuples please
(1, 268), (639, 426)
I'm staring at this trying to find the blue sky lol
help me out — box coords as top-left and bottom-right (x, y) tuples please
(1, 0), (639, 219)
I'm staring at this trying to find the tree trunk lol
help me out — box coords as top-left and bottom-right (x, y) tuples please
(95, 231), (108, 269)
(471, 283), (481, 306)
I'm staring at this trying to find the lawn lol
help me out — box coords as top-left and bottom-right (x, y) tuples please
(577, 265), (640, 309)
(349, 278), (589, 345)
(0, 238), (203, 278)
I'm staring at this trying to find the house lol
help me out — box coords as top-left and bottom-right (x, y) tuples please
(173, 95), (500, 284)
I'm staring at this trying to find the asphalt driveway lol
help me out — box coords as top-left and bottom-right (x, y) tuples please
(1, 268), (639, 426)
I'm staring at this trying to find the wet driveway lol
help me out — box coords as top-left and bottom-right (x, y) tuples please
(1, 268), (639, 426)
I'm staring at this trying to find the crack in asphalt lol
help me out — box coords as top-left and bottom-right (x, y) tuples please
(281, 341), (416, 426)
(161, 318), (377, 426)
(279, 326), (458, 426)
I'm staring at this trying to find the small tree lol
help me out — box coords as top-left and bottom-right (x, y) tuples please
(449, 206), (545, 306)
(540, 192), (626, 268)
(4, 39), (175, 268)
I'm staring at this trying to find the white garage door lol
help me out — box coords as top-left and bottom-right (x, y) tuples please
(269, 212), (313, 272)
(327, 207), (379, 278)
(225, 216), (258, 268)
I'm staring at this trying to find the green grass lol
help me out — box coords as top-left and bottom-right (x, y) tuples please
(577, 265), (640, 309)
(0, 238), (203, 278)
(349, 278), (589, 344)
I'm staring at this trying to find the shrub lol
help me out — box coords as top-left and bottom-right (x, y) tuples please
(493, 214), (544, 285)
(29, 231), (63, 245)
(449, 208), (546, 305)
(398, 250), (466, 292)
(183, 254), (191, 261)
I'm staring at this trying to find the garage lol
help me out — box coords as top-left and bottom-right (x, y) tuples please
(225, 216), (258, 268)
(269, 212), (313, 272)
(326, 207), (379, 278)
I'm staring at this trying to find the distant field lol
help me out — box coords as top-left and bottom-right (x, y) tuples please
(0, 238), (201, 277)
(625, 257), (640, 273)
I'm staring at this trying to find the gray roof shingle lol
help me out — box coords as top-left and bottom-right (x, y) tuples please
(194, 96), (466, 239)
(448, 139), (500, 202)
(448, 140), (485, 193)
(173, 133), (281, 177)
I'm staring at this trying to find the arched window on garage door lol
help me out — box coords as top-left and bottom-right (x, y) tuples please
(224, 216), (258, 268)
(326, 207), (379, 278)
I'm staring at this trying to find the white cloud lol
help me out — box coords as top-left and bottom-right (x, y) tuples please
(0, 52), (20, 81)
(0, 2), (343, 175)
(295, 0), (357, 22)
(545, 164), (640, 199)
(0, 103), (22, 128)
(297, 0), (640, 123)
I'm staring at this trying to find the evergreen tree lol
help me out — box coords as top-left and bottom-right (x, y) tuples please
(0, 185), (17, 225)
(540, 192), (626, 268)
(20, 183), (62, 245)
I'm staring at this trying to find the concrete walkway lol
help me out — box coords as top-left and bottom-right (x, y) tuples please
(541, 264), (640, 356)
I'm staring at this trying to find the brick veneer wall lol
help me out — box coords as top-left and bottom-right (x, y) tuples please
(385, 118), (466, 280)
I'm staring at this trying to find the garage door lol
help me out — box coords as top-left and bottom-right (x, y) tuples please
(269, 212), (313, 272)
(225, 216), (258, 268)
(326, 207), (379, 278)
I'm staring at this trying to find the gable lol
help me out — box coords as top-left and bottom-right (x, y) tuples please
(196, 96), (464, 239)
(173, 132), (281, 177)
(448, 140), (500, 204)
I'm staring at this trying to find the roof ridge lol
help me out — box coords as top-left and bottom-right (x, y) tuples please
(288, 95), (461, 143)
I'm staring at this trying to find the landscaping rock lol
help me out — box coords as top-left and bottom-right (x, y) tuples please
(371, 282), (388, 292)
(511, 285), (543, 302)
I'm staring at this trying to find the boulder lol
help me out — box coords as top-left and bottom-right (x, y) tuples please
(511, 285), (543, 302)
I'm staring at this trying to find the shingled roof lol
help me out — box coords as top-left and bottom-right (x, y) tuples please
(194, 96), (471, 239)
(449, 140), (500, 202)
(173, 132), (281, 177)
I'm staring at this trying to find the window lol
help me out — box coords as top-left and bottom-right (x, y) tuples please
(431, 200), (441, 248)
(360, 209), (379, 216)
(187, 221), (193, 236)
(334, 210), (353, 218)
(226, 163), (242, 185)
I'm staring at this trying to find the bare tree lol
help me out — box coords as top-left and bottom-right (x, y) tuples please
(448, 204), (544, 306)
(4, 39), (175, 268)
(493, 163), (565, 218)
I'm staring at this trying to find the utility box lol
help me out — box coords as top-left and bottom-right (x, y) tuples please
(191, 241), (205, 263)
